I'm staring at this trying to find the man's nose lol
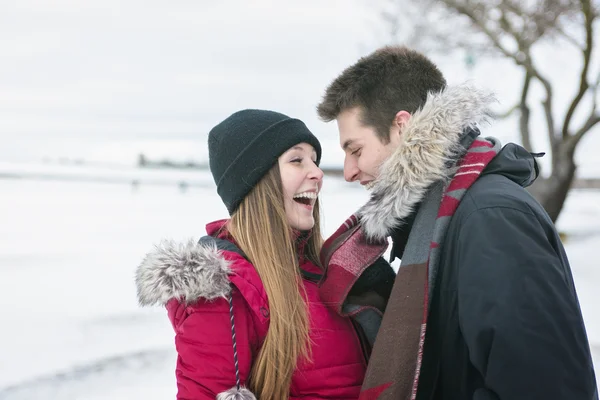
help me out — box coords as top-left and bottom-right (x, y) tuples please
(343, 156), (359, 182)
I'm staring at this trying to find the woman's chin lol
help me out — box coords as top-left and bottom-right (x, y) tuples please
(288, 216), (315, 232)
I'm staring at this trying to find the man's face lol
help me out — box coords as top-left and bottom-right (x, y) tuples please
(337, 107), (403, 187)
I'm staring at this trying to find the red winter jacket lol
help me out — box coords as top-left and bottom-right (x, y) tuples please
(136, 220), (367, 399)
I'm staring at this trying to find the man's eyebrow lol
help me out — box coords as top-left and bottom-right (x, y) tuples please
(342, 139), (354, 151)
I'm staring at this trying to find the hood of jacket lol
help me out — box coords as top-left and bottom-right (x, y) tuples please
(135, 219), (322, 307)
(359, 83), (538, 241)
(136, 236), (234, 306)
(481, 142), (539, 187)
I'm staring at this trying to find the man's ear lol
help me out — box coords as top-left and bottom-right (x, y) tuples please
(390, 110), (411, 142)
(394, 110), (411, 131)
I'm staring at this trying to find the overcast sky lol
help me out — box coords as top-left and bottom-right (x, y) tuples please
(1, 0), (599, 172)
(0, 0), (381, 165)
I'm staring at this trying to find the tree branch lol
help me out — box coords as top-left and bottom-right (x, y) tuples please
(562, 0), (594, 137)
(571, 111), (600, 149)
(523, 61), (558, 148)
(554, 24), (585, 49)
(443, 0), (518, 60)
(491, 103), (519, 119)
(519, 70), (534, 151)
(571, 67), (600, 149)
(497, 5), (527, 46)
(593, 69), (600, 109)
(442, 0), (558, 146)
(543, 92), (559, 149)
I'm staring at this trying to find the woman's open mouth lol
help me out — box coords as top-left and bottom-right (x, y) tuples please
(293, 191), (317, 208)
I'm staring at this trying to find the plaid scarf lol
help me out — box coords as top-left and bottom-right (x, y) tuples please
(320, 137), (501, 400)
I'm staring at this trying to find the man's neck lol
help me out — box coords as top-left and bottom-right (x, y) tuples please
(388, 210), (418, 262)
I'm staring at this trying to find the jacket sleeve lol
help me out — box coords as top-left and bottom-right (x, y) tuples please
(167, 293), (257, 400)
(456, 206), (597, 400)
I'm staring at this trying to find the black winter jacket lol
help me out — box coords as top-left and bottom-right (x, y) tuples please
(410, 144), (598, 399)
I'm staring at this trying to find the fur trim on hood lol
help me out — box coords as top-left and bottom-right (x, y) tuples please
(359, 84), (496, 241)
(136, 238), (232, 306)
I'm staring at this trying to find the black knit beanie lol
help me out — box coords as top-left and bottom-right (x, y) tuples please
(208, 109), (322, 215)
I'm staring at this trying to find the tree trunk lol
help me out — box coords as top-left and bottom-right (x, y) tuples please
(528, 143), (577, 223)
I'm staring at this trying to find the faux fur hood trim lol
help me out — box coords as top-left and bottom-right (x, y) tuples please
(359, 84), (496, 241)
(135, 239), (232, 306)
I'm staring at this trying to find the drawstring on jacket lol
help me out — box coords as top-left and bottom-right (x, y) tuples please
(227, 293), (241, 391)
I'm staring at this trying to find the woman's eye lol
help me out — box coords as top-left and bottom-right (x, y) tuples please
(351, 148), (361, 156)
(291, 158), (302, 163)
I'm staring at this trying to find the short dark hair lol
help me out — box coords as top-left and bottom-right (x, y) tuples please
(317, 46), (446, 143)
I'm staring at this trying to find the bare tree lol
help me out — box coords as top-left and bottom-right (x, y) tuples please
(382, 0), (599, 222)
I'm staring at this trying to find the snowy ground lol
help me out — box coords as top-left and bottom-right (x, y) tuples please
(0, 169), (598, 399)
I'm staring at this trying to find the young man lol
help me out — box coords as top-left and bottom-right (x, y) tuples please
(317, 46), (597, 399)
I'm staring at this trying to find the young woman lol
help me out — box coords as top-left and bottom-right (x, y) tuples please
(136, 110), (369, 399)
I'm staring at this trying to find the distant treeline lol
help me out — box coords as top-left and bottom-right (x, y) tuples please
(137, 153), (345, 176)
(138, 154), (208, 170)
(135, 154), (600, 187)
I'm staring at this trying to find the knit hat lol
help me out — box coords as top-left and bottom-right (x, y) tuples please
(208, 109), (322, 215)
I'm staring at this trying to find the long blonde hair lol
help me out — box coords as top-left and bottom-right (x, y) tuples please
(227, 165), (323, 399)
